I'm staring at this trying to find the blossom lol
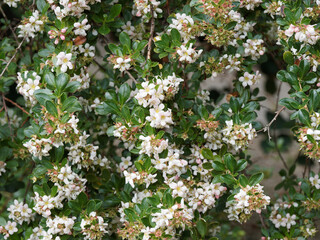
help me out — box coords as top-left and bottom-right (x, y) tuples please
(79, 43), (95, 57)
(177, 44), (202, 63)
(146, 104), (174, 128)
(239, 71), (261, 87)
(114, 57), (131, 72)
(4, 0), (20, 7)
(5, 221), (18, 235)
(56, 52), (73, 72)
(309, 175), (320, 189)
(74, 18), (91, 36)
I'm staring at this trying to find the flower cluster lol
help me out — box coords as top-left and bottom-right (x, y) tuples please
(144, 201), (194, 239)
(225, 184), (270, 223)
(239, 71), (262, 87)
(284, 24), (320, 45)
(18, 10), (45, 40)
(269, 201), (297, 229)
(296, 113), (320, 159)
(46, 215), (75, 235)
(133, 0), (162, 20)
(47, 164), (87, 200)
(168, 13), (195, 42)
(176, 44), (203, 63)
(7, 200), (33, 225)
(80, 212), (108, 240)
(221, 120), (257, 152)
(123, 170), (157, 188)
(16, 71), (41, 106)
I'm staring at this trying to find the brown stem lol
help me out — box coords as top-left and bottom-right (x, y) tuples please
(147, 6), (155, 61)
(1, 93), (13, 139)
(257, 106), (286, 140)
(0, 5), (23, 56)
(259, 213), (267, 229)
(0, 36), (26, 79)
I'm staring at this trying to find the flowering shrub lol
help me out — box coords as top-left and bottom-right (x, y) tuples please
(1, 0), (320, 239)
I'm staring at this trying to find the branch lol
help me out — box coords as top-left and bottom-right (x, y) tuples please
(257, 106), (286, 140)
(3, 97), (35, 121)
(0, 5), (23, 56)
(1, 93), (13, 139)
(0, 36), (26, 79)
(125, 70), (136, 83)
(147, 6), (155, 61)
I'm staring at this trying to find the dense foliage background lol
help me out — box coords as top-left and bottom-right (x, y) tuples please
(1, 0), (320, 239)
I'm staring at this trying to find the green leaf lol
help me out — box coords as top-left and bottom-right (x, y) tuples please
(298, 109), (311, 126)
(221, 174), (236, 185)
(34, 89), (54, 106)
(98, 24), (110, 35)
(201, 148), (214, 160)
(239, 175), (249, 187)
(170, 28), (181, 45)
(87, 200), (96, 213)
(55, 73), (69, 95)
(279, 98), (299, 110)
(283, 51), (294, 65)
(119, 32), (131, 48)
(45, 101), (58, 117)
(137, 40), (148, 51)
(236, 159), (247, 172)
(224, 154), (236, 173)
(249, 172), (264, 186)
(108, 43), (122, 56)
(61, 97), (82, 113)
(118, 83), (131, 105)
(36, 0), (49, 13)
(109, 4), (122, 19)
(64, 81), (81, 93)
(212, 161), (225, 171)
(33, 165), (48, 177)
(44, 72), (56, 89)
(196, 219), (207, 238)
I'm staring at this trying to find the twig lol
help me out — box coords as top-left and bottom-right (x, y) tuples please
(125, 70), (136, 83)
(257, 106), (286, 140)
(0, 36), (26, 79)
(259, 213), (267, 229)
(274, 137), (289, 170)
(147, 6), (155, 61)
(93, 58), (107, 72)
(1, 93), (13, 139)
(0, 106), (4, 112)
(23, 162), (35, 203)
(0, 5), (23, 56)
(3, 97), (35, 120)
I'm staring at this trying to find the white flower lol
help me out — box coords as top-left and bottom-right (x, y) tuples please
(79, 43), (95, 57)
(177, 44), (202, 63)
(5, 221), (18, 235)
(56, 52), (73, 72)
(4, 0), (20, 7)
(310, 174), (320, 189)
(0, 161), (6, 176)
(239, 71), (261, 87)
(146, 104), (174, 128)
(74, 18), (91, 36)
(169, 181), (188, 197)
(114, 57), (131, 72)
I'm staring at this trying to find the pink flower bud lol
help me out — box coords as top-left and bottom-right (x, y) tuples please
(68, 3), (72, 7)
(61, 28), (67, 33)
(60, 35), (65, 40)
(317, 82), (320, 87)
(54, 38), (59, 44)
(48, 30), (52, 35)
(196, 159), (202, 164)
